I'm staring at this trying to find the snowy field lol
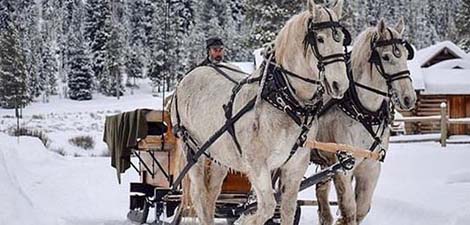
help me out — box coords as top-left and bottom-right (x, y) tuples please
(1, 86), (469, 225)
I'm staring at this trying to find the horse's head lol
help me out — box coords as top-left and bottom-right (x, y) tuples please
(351, 18), (416, 111)
(274, 0), (349, 100)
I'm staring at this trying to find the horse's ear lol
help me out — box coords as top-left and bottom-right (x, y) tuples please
(377, 18), (387, 36)
(395, 16), (405, 35)
(331, 0), (343, 18)
(307, 0), (317, 16)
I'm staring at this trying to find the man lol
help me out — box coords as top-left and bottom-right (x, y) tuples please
(197, 37), (225, 67)
(165, 37), (227, 108)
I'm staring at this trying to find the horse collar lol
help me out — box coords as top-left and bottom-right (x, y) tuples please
(260, 56), (324, 125)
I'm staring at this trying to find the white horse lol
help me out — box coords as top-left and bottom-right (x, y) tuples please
(170, 1), (350, 225)
(312, 18), (417, 225)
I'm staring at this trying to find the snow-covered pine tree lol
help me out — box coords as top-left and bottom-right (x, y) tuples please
(148, 0), (169, 92)
(40, 37), (58, 99)
(40, 0), (59, 99)
(409, 0), (439, 49)
(168, 0), (194, 83)
(245, 0), (304, 49)
(58, 0), (76, 90)
(0, 0), (14, 32)
(225, 0), (251, 61)
(15, 0), (42, 100)
(102, 2), (125, 98)
(126, 0), (146, 80)
(84, 0), (111, 93)
(457, 0), (470, 52)
(0, 20), (29, 108)
(67, 2), (93, 101)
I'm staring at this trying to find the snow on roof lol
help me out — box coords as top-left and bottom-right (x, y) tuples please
(420, 69), (470, 95)
(430, 58), (470, 69)
(408, 41), (470, 93)
(230, 62), (255, 74)
(408, 60), (426, 90)
(413, 41), (470, 67)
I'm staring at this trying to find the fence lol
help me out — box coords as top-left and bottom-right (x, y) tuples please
(394, 102), (470, 147)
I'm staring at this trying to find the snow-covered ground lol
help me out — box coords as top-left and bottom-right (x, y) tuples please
(1, 83), (469, 225)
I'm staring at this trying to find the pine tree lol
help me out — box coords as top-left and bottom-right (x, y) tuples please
(40, 38), (58, 99)
(245, 0), (305, 49)
(148, 0), (169, 91)
(84, 0), (111, 92)
(457, 0), (470, 52)
(0, 1), (14, 32)
(67, 1), (93, 101)
(167, 0), (194, 83)
(126, 0), (146, 80)
(40, 0), (59, 99)
(102, 18), (125, 97)
(0, 20), (29, 108)
(15, 0), (42, 100)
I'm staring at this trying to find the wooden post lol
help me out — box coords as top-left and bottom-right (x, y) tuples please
(440, 102), (448, 147)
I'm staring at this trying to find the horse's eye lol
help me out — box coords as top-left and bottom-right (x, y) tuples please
(317, 37), (324, 43)
(382, 55), (390, 61)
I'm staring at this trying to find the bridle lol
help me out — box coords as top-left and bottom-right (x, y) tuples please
(263, 7), (352, 116)
(334, 28), (415, 161)
(302, 7), (351, 83)
(356, 28), (415, 98)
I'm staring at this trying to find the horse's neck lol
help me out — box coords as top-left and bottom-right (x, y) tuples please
(353, 65), (387, 112)
(276, 49), (320, 102)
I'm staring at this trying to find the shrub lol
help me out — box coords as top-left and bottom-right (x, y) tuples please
(68, 135), (95, 150)
(9, 127), (50, 147)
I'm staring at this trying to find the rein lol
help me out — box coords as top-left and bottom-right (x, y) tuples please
(170, 11), (353, 189)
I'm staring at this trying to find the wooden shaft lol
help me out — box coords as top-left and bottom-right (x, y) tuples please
(304, 140), (382, 161)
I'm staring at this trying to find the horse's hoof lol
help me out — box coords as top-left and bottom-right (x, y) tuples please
(335, 217), (357, 225)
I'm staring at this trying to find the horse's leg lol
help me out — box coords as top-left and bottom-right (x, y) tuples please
(353, 161), (380, 224)
(187, 159), (216, 225)
(316, 178), (334, 225)
(279, 150), (310, 225)
(240, 164), (276, 225)
(206, 162), (228, 219)
(333, 173), (357, 225)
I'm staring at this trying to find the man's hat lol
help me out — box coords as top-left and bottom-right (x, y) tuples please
(206, 37), (224, 49)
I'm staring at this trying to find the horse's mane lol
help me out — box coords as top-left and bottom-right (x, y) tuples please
(350, 27), (376, 73)
(351, 26), (401, 73)
(274, 7), (340, 65)
(274, 11), (311, 63)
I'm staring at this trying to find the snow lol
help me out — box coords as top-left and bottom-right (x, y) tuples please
(1, 132), (469, 225)
(0, 79), (163, 157)
(430, 58), (470, 69)
(408, 60), (426, 90)
(408, 41), (470, 94)
(230, 62), (255, 74)
(390, 133), (441, 143)
(1, 81), (470, 225)
(420, 69), (470, 95)
(413, 41), (470, 67)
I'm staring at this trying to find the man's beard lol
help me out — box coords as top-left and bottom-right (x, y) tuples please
(212, 56), (223, 63)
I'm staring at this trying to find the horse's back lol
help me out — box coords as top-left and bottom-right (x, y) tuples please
(171, 63), (250, 137)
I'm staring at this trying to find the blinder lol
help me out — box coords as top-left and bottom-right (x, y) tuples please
(369, 33), (415, 63)
(367, 29), (415, 88)
(307, 19), (351, 46)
